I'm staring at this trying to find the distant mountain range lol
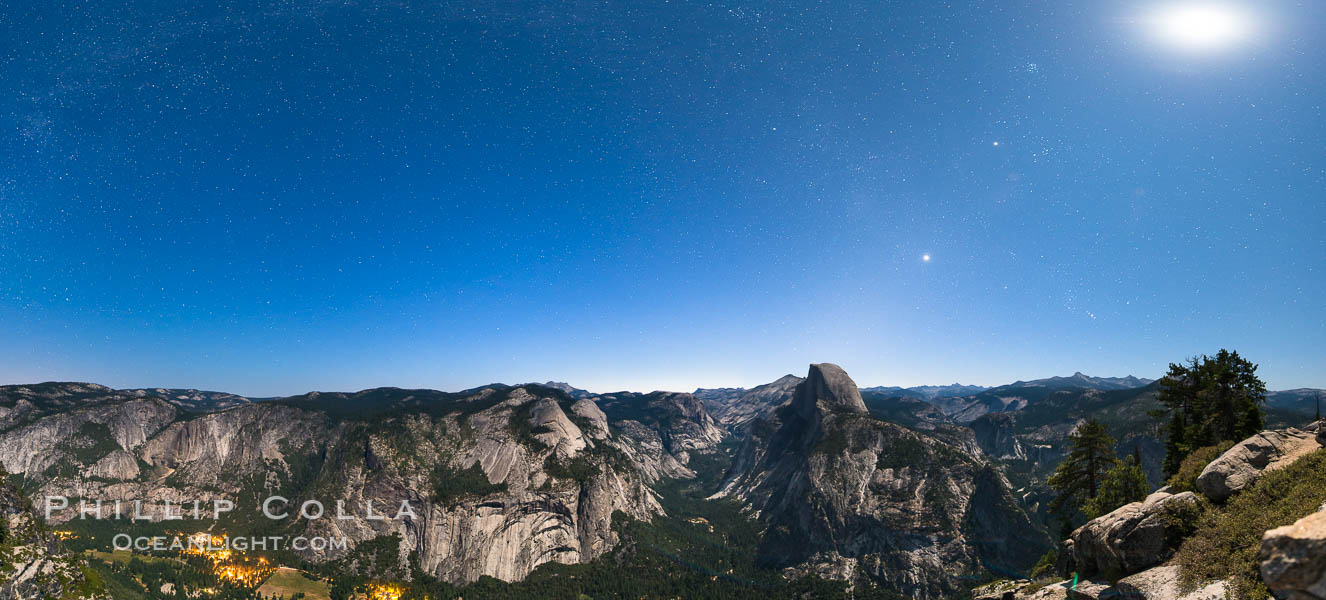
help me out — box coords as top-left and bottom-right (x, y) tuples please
(1004, 372), (1155, 391)
(697, 372), (1151, 405)
(0, 370), (1319, 599)
(861, 382), (992, 399)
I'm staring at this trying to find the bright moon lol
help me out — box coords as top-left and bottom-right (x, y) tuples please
(1148, 4), (1255, 52)
(922, 254), (931, 262)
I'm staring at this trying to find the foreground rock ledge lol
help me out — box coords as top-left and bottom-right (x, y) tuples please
(1260, 506), (1326, 600)
(1197, 422), (1323, 503)
(971, 567), (1228, 600)
(1066, 489), (1199, 578)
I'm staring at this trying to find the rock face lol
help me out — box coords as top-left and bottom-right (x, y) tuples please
(970, 412), (1025, 460)
(0, 394), (177, 477)
(718, 364), (1048, 599)
(85, 449), (141, 480)
(284, 388), (671, 584)
(1260, 507), (1326, 600)
(0, 382), (716, 585)
(138, 403), (328, 488)
(526, 397), (588, 456)
(796, 362), (869, 415)
(1112, 565), (1228, 600)
(1066, 489), (1201, 578)
(708, 374), (802, 432)
(569, 398), (609, 440)
(656, 392), (725, 451)
(970, 579), (1080, 600)
(1197, 423), (1324, 502)
(593, 390), (724, 461)
(0, 471), (103, 600)
(970, 567), (1230, 600)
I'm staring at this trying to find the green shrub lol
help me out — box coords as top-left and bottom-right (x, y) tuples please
(1166, 441), (1235, 492)
(1083, 461), (1150, 519)
(1029, 549), (1058, 579)
(812, 429), (849, 455)
(874, 434), (932, 470)
(1021, 577), (1060, 596)
(59, 422), (122, 465)
(1160, 493), (1209, 548)
(432, 463), (507, 504)
(544, 454), (599, 482)
(1175, 448), (1326, 599)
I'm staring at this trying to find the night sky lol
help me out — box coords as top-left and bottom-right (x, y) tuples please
(2, 1), (1323, 395)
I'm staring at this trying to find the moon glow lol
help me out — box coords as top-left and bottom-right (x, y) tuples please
(1147, 4), (1255, 52)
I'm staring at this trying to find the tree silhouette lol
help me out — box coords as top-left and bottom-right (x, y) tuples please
(1083, 460), (1149, 519)
(1156, 349), (1266, 477)
(1048, 418), (1116, 518)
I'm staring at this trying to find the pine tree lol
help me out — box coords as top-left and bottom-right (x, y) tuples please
(1162, 408), (1187, 477)
(1156, 349), (1266, 476)
(1083, 460), (1150, 519)
(1048, 418), (1117, 518)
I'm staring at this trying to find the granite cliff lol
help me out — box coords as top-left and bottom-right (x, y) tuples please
(715, 364), (1049, 598)
(0, 382), (718, 585)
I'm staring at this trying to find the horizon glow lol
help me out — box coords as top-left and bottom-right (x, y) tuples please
(1, 2), (1323, 396)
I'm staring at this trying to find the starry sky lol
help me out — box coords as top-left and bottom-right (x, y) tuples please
(2, 1), (1323, 396)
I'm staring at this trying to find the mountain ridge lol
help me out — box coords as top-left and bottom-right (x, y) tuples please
(2, 373), (1322, 598)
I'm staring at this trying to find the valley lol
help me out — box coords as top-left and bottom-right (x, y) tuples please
(1, 366), (1321, 599)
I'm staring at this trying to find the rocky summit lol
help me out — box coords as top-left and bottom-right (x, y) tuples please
(715, 364), (1049, 598)
(2, 372), (1322, 599)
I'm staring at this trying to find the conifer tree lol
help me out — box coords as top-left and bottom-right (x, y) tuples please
(1048, 418), (1116, 518)
(1083, 460), (1149, 519)
(1156, 349), (1266, 476)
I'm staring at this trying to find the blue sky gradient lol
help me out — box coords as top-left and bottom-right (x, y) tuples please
(2, 1), (1323, 395)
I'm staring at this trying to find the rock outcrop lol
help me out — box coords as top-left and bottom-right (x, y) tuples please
(1, 383), (708, 585)
(719, 364), (1048, 599)
(570, 398), (609, 440)
(708, 374), (802, 432)
(1065, 489), (1201, 578)
(971, 567), (1229, 600)
(0, 470), (104, 599)
(593, 390), (724, 461)
(970, 412), (1026, 460)
(0, 395), (177, 476)
(1260, 506), (1326, 600)
(796, 362), (868, 415)
(655, 392), (725, 452)
(1111, 565), (1228, 600)
(1197, 422), (1323, 502)
(85, 449), (141, 480)
(972, 579), (1063, 600)
(526, 397), (588, 456)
